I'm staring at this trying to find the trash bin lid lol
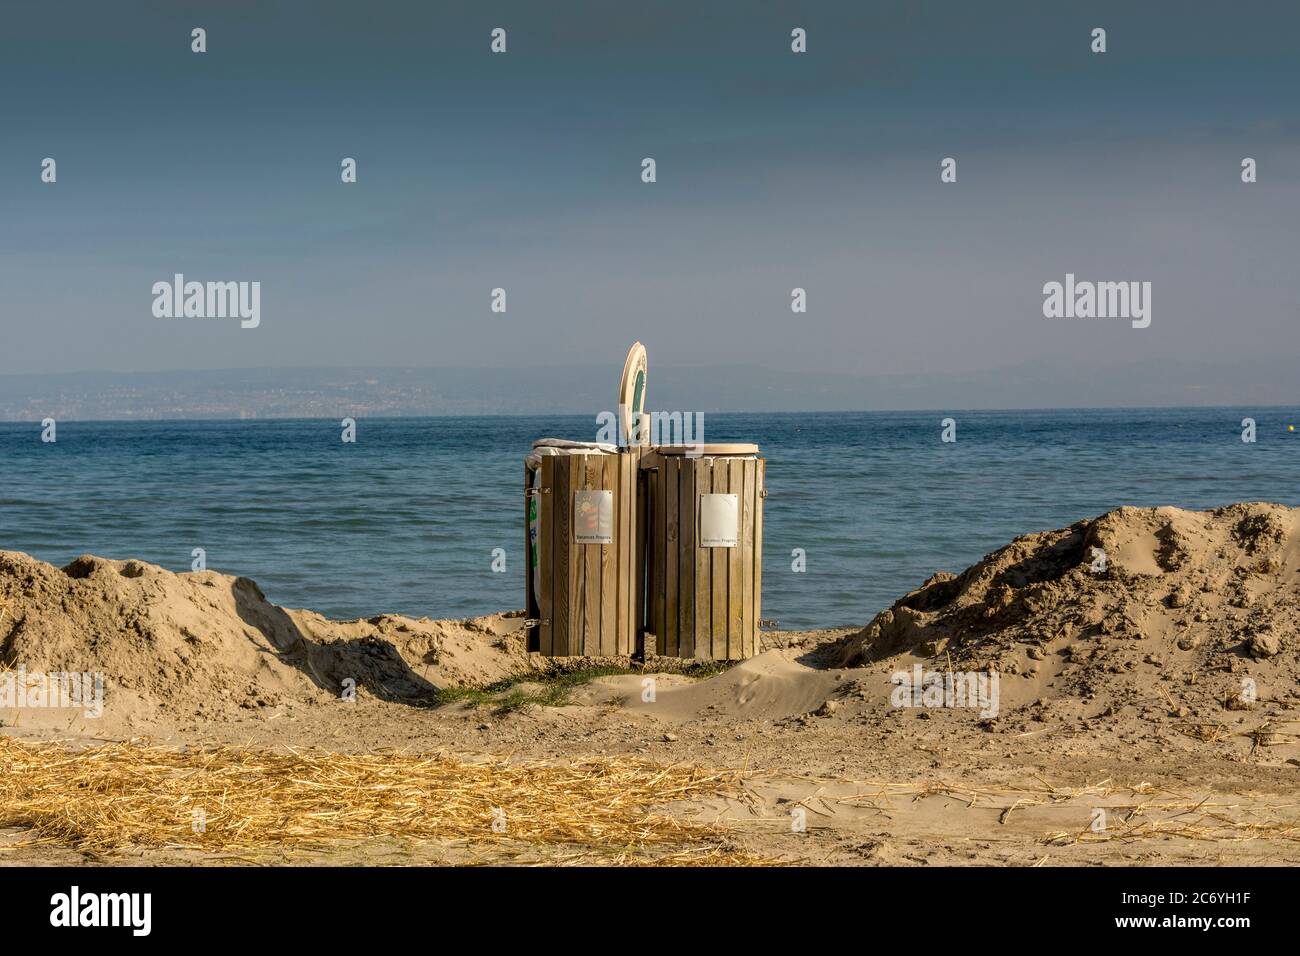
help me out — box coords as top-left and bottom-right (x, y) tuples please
(654, 443), (759, 456)
(618, 342), (648, 446)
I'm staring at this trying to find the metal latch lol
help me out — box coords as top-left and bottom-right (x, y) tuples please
(758, 618), (779, 628)
(525, 488), (551, 497)
(522, 618), (549, 629)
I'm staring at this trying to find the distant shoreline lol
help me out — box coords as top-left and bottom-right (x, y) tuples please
(1, 404), (1298, 426)
(2, 363), (1297, 421)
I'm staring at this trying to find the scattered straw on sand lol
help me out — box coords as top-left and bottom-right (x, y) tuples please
(0, 737), (773, 865)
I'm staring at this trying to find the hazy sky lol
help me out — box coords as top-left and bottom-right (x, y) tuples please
(1, 0), (1296, 391)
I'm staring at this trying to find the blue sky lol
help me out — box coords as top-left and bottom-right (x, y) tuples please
(1, 0), (1296, 400)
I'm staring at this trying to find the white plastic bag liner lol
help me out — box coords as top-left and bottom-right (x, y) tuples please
(528, 462), (543, 599)
(528, 438), (617, 464)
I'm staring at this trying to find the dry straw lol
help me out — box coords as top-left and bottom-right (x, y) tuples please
(0, 737), (772, 865)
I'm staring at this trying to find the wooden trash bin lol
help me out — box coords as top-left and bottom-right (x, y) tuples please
(525, 441), (643, 657)
(642, 444), (765, 661)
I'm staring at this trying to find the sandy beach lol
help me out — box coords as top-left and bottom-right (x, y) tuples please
(3, 502), (1298, 866)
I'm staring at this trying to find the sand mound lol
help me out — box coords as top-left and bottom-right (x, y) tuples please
(577, 650), (846, 723)
(834, 502), (1300, 713)
(0, 551), (530, 730)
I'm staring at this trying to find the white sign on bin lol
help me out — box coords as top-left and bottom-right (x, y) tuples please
(573, 490), (614, 545)
(699, 494), (738, 547)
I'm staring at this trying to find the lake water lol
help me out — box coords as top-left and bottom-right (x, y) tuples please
(1, 408), (1297, 629)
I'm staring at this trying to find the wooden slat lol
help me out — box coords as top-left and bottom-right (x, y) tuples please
(641, 461), (653, 653)
(657, 459), (669, 656)
(551, 455), (570, 655)
(575, 456), (589, 657)
(536, 462), (550, 656)
(616, 453), (629, 654)
(635, 456), (647, 657)
(740, 459), (755, 658)
(628, 453), (636, 651)
(570, 456), (583, 655)
(644, 463), (655, 650)
(577, 458), (590, 655)
(710, 461), (728, 660)
(663, 459), (676, 656)
(646, 465), (659, 651)
(600, 455), (617, 655)
(727, 458), (744, 659)
(677, 457), (694, 659)
(630, 450), (643, 655)
(570, 456), (585, 657)
(693, 457), (712, 659)
(583, 456), (602, 657)
(752, 458), (765, 654)
(627, 451), (638, 654)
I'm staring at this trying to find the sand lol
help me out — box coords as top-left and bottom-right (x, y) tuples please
(3, 502), (1299, 866)
(0, 551), (532, 735)
(833, 501), (1300, 719)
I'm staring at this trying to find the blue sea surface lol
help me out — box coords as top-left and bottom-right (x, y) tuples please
(1, 408), (1298, 630)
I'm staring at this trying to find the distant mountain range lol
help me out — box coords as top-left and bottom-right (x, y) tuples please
(0, 359), (1294, 420)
